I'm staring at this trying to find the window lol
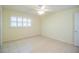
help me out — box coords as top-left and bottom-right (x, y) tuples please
(27, 19), (31, 27)
(10, 16), (17, 27)
(10, 16), (32, 27)
(23, 18), (27, 27)
(17, 16), (22, 27)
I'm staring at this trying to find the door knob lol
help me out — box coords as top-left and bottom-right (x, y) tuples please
(75, 31), (77, 32)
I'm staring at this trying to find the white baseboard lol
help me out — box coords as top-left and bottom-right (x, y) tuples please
(3, 34), (41, 43)
(41, 34), (74, 45)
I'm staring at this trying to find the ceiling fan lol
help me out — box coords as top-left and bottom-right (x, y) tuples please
(35, 5), (50, 15)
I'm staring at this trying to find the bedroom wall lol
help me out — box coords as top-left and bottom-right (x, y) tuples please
(0, 6), (2, 47)
(41, 7), (79, 44)
(3, 8), (41, 42)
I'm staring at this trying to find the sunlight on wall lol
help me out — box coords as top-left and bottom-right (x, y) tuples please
(3, 8), (41, 42)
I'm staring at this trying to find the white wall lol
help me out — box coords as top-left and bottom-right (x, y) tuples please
(3, 8), (41, 42)
(0, 6), (2, 47)
(3, 6), (79, 45)
(41, 7), (79, 44)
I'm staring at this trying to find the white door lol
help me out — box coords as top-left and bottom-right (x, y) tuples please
(74, 13), (79, 47)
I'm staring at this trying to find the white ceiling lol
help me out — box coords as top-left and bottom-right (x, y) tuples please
(2, 5), (79, 15)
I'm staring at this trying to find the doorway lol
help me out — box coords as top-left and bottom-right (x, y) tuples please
(74, 12), (79, 47)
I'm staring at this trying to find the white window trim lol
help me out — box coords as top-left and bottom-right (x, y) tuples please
(10, 16), (32, 28)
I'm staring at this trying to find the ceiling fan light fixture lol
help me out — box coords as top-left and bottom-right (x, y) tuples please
(37, 10), (45, 15)
(41, 6), (45, 10)
(36, 5), (47, 15)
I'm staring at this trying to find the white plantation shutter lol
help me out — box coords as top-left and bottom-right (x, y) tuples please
(10, 16), (32, 27)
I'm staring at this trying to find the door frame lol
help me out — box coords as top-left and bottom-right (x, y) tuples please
(74, 12), (79, 47)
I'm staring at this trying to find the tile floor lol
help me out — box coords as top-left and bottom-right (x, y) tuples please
(0, 36), (79, 53)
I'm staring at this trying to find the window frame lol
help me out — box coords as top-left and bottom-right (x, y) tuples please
(10, 16), (32, 28)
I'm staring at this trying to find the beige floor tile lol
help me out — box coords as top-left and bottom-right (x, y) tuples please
(1, 36), (79, 53)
